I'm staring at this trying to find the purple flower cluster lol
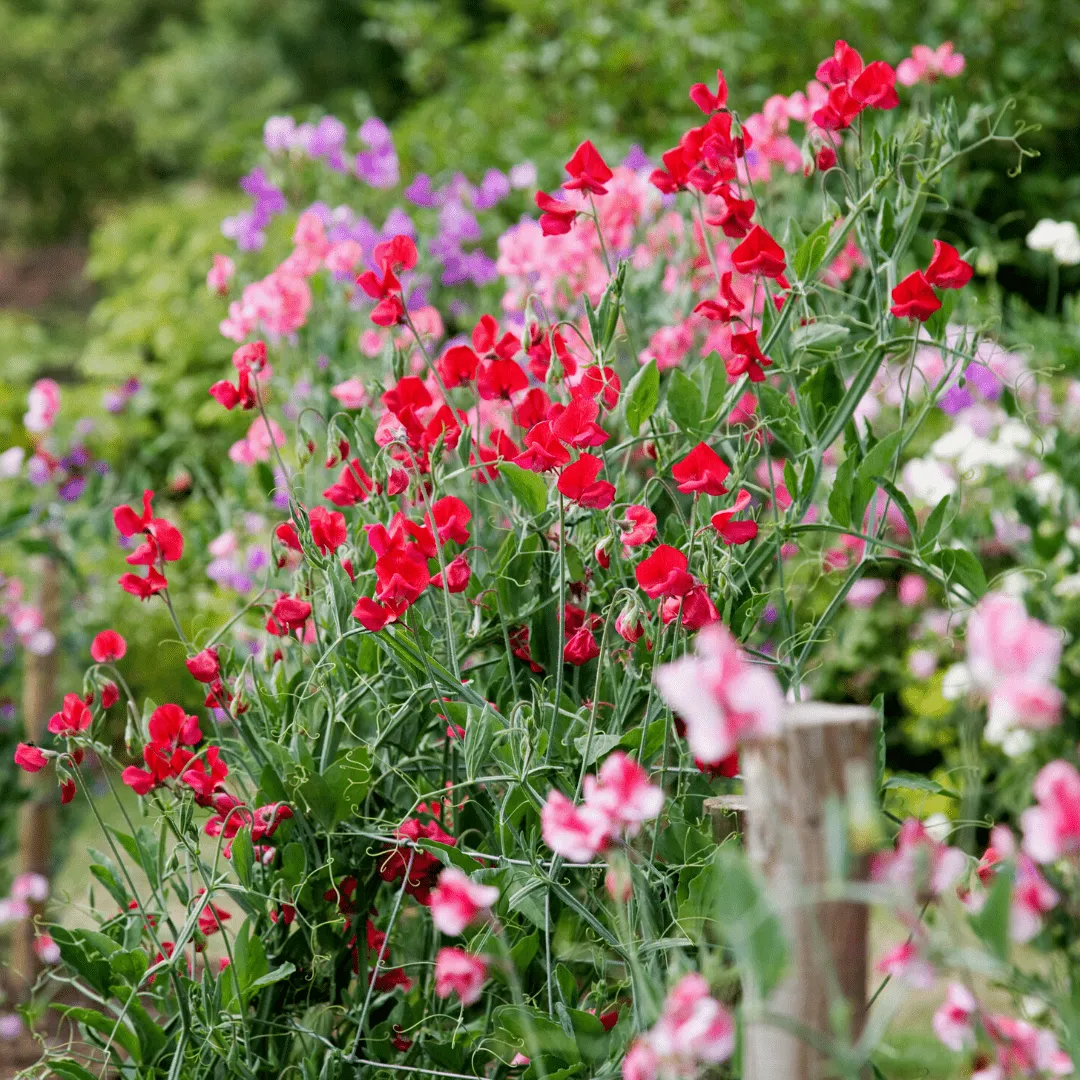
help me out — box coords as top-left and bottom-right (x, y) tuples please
(263, 115), (400, 188)
(222, 167), (288, 251)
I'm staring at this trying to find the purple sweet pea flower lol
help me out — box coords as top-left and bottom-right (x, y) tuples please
(264, 116), (297, 153)
(473, 169), (511, 209)
(405, 174), (441, 208)
(509, 162), (537, 189)
(623, 144), (650, 170)
(58, 476), (86, 502)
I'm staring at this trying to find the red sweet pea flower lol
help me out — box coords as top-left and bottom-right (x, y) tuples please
(659, 584), (719, 630)
(574, 365), (621, 410)
(621, 505), (657, 549)
(513, 387), (552, 430)
(275, 521), (302, 551)
(47, 693), (92, 736)
(689, 69), (728, 114)
(694, 271), (745, 323)
(352, 597), (398, 632)
(635, 545), (695, 599)
(101, 682), (119, 709)
(672, 443), (731, 497)
(649, 145), (694, 194)
(731, 226), (786, 279)
(535, 191), (577, 236)
(924, 240), (973, 290)
(815, 40), (864, 87)
(323, 460), (378, 507)
(375, 548), (431, 607)
(373, 235), (418, 273)
(114, 491), (183, 563)
(815, 146), (838, 172)
(149, 703), (203, 749)
(271, 595), (312, 632)
(196, 899), (231, 937)
(516, 421), (572, 472)
(728, 330), (773, 383)
(557, 454), (616, 509)
(429, 496), (472, 545)
(436, 344), (480, 388)
(564, 627), (601, 666)
(563, 140), (613, 196)
(90, 630), (126, 663)
(15, 743), (47, 772)
(431, 555), (472, 593)
(181, 746), (229, 802)
(710, 489), (759, 545)
(890, 271), (941, 322)
(477, 358), (528, 401)
(251, 802), (293, 841)
(383, 375), (433, 415)
(185, 647), (220, 684)
(851, 61), (899, 109)
(60, 778), (76, 804)
(812, 86), (864, 131)
(706, 186), (756, 238)
(549, 395), (610, 448)
(309, 506), (347, 554)
(119, 567), (169, 600)
(113, 490), (155, 537)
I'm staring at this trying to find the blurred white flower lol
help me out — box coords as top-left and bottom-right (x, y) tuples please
(0, 447), (24, 479)
(1026, 219), (1080, 266)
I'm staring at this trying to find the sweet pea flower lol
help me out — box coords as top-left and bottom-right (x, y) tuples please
(429, 868), (499, 936)
(655, 622), (782, 764)
(541, 791), (613, 862)
(897, 42), (965, 86)
(1021, 760), (1080, 864)
(90, 630), (127, 663)
(871, 818), (967, 898)
(434, 947), (487, 1006)
(932, 982), (977, 1051)
(581, 752), (664, 835)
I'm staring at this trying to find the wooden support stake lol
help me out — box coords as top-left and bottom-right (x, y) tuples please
(703, 794), (746, 844)
(11, 555), (60, 992)
(741, 702), (877, 1080)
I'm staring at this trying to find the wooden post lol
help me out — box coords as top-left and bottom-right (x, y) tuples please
(11, 555), (60, 991)
(741, 702), (877, 1080)
(703, 794), (746, 843)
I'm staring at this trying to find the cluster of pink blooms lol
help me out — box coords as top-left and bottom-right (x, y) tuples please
(963, 592), (1063, 745)
(541, 752), (664, 864)
(933, 983), (1071, 1078)
(622, 974), (735, 1080)
(428, 868), (499, 1008)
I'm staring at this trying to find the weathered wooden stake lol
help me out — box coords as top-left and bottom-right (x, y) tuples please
(741, 702), (877, 1080)
(11, 555), (60, 991)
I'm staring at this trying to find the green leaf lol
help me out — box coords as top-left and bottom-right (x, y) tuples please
(50, 927), (114, 996)
(573, 730), (624, 768)
(874, 477), (919, 543)
(853, 431), (903, 526)
(465, 705), (502, 782)
(492, 1005), (581, 1068)
(499, 462), (549, 517)
(792, 218), (833, 281)
(919, 494), (951, 552)
(280, 842), (306, 889)
(970, 862), (1013, 963)
(790, 321), (850, 354)
(89, 863), (128, 910)
(48, 1060), (100, 1080)
(232, 829), (254, 888)
(828, 455), (855, 529)
(110, 948), (148, 985)
(322, 745), (372, 821)
(931, 548), (987, 600)
(702, 352), (730, 421)
(881, 773), (958, 799)
(55, 1006), (140, 1061)
(624, 358), (659, 435)
(248, 962), (296, 991)
(418, 838), (484, 873)
(667, 368), (703, 431)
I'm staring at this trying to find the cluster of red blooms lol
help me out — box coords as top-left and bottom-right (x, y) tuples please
(113, 490), (184, 600)
(350, 494), (472, 632)
(377, 804), (458, 904)
(208, 341), (267, 411)
(890, 240), (974, 322)
(535, 140), (614, 235)
(356, 236), (417, 327)
(811, 40), (900, 130)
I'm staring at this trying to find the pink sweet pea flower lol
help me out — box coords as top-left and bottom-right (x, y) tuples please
(1021, 760), (1080, 863)
(582, 752), (664, 836)
(540, 790), (613, 862)
(871, 818), (967, 898)
(932, 982), (977, 1051)
(654, 622), (782, 764)
(434, 947), (487, 1006)
(428, 868), (499, 937)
